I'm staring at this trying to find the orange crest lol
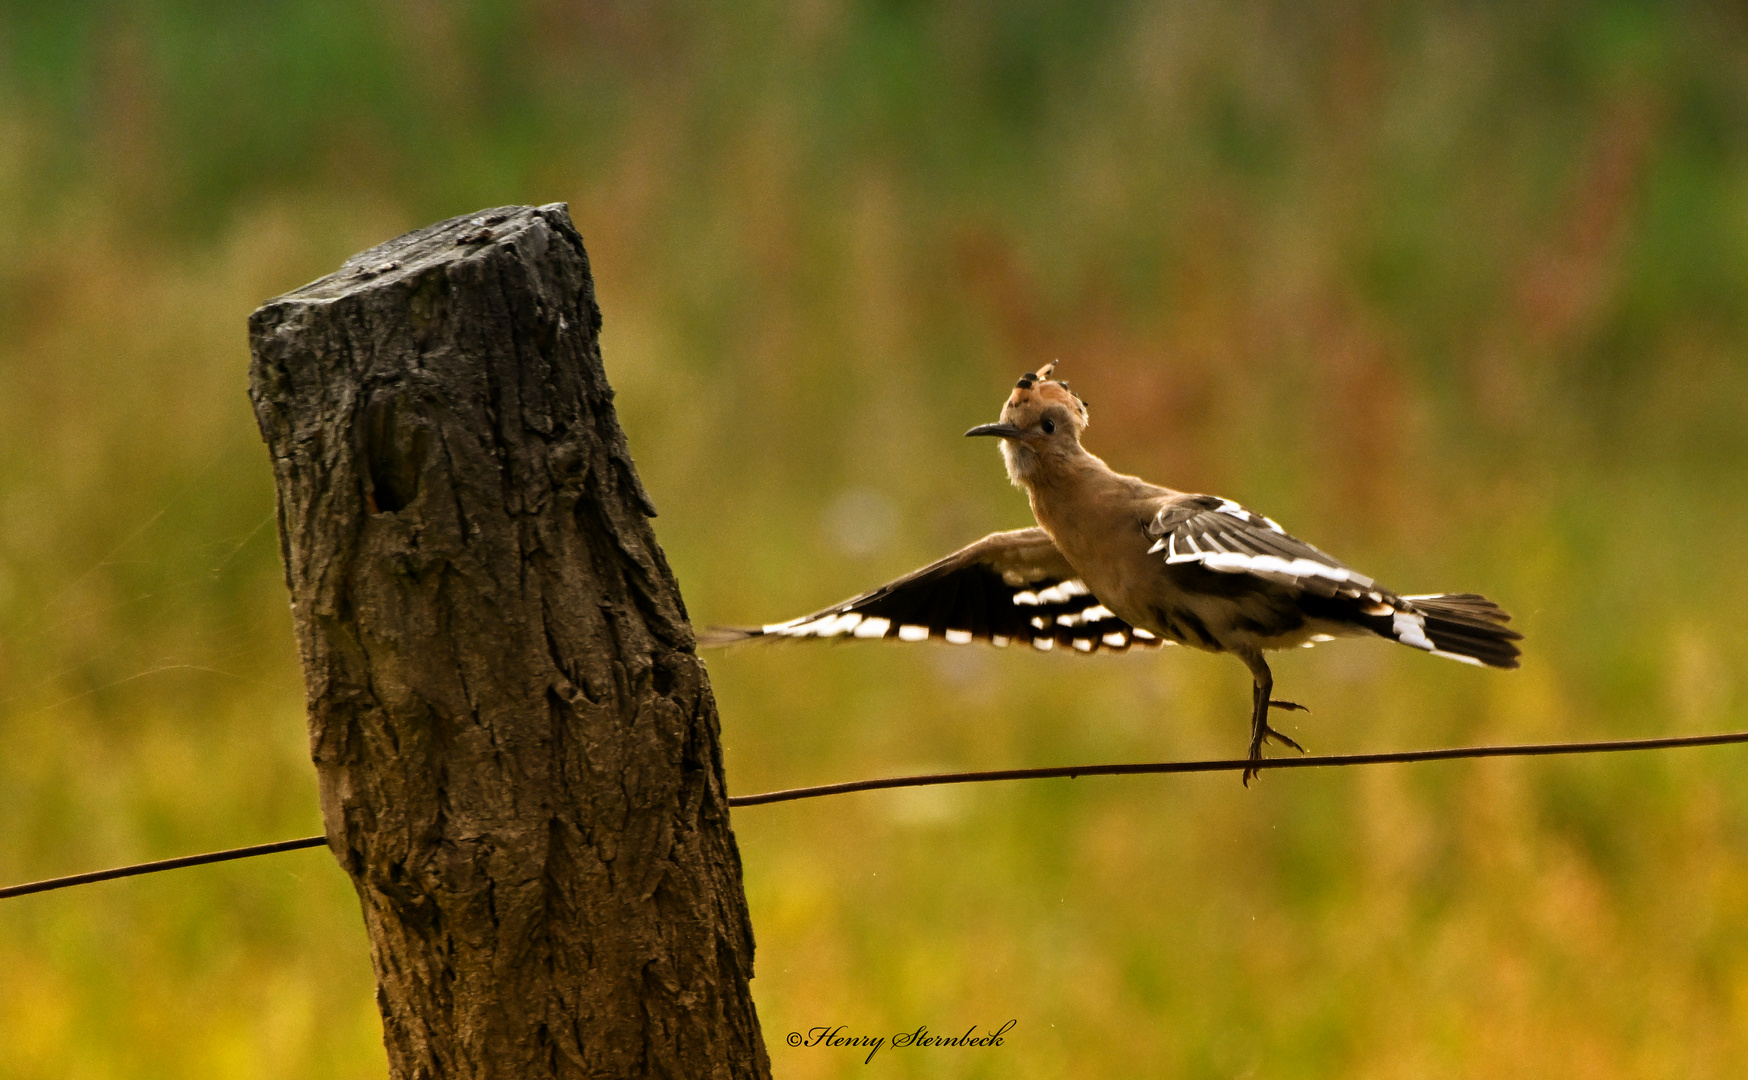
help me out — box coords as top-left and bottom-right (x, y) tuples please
(1006, 361), (1088, 423)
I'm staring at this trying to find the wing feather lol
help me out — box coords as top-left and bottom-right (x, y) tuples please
(1147, 495), (1522, 667)
(1148, 495), (1376, 598)
(703, 528), (1166, 655)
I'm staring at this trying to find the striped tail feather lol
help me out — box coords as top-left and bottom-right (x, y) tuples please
(1399, 592), (1522, 669)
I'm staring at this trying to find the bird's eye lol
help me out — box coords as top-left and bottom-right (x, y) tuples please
(1041, 418), (1056, 435)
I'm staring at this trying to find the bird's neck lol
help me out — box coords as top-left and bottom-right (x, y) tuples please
(1014, 442), (1129, 535)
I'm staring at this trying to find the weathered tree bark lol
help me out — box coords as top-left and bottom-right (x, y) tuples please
(247, 204), (769, 1079)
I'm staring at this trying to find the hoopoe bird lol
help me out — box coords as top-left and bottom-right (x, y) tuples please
(708, 363), (1521, 782)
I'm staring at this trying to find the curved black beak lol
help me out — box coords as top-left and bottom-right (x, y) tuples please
(964, 422), (1026, 440)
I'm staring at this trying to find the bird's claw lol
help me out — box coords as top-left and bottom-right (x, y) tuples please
(1262, 725), (1306, 753)
(1241, 722), (1306, 786)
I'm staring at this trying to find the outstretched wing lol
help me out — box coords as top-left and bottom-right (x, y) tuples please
(1147, 495), (1378, 599)
(704, 528), (1167, 654)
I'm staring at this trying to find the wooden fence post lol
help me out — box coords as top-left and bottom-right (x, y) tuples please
(247, 204), (770, 1079)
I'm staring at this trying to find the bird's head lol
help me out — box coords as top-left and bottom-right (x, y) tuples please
(965, 361), (1090, 486)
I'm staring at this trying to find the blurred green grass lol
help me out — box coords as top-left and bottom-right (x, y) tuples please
(4, 2), (1748, 1076)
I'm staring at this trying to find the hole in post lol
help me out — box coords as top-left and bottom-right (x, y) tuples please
(364, 394), (430, 514)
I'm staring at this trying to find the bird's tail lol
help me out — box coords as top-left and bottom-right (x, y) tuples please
(1396, 592), (1522, 669)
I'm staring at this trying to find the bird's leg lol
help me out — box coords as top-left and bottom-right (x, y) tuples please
(1241, 652), (1305, 785)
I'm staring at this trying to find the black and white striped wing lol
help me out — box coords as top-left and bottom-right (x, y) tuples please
(707, 528), (1166, 654)
(1148, 494), (1523, 668)
(1146, 494), (1380, 600)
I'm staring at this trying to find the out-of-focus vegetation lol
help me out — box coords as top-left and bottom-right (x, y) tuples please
(3, 2), (1748, 1076)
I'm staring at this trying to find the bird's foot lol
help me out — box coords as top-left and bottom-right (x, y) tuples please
(1269, 699), (1309, 713)
(1241, 720), (1307, 786)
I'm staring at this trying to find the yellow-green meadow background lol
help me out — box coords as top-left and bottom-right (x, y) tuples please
(4, 2), (1748, 1076)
